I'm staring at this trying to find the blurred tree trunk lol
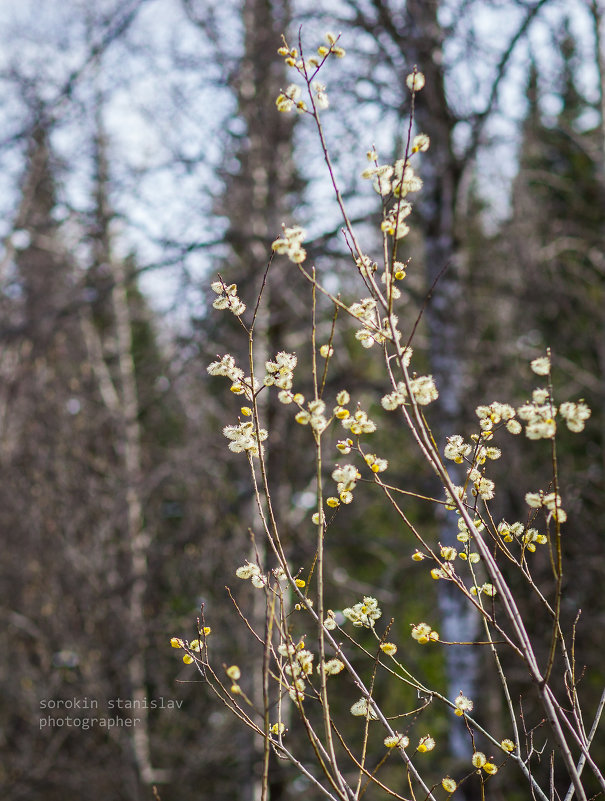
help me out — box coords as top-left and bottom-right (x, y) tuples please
(334, 0), (554, 767)
(401, 7), (479, 761)
(0, 115), (133, 800)
(90, 117), (162, 793)
(183, 0), (306, 798)
(343, 0), (478, 763)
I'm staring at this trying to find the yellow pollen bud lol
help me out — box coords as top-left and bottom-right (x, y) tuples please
(501, 738), (515, 752)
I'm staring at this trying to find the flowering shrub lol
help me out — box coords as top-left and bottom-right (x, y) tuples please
(171, 31), (603, 801)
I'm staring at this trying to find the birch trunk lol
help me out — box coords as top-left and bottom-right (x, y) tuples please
(90, 121), (160, 790)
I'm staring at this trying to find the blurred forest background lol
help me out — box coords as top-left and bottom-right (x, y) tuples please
(0, 0), (603, 799)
